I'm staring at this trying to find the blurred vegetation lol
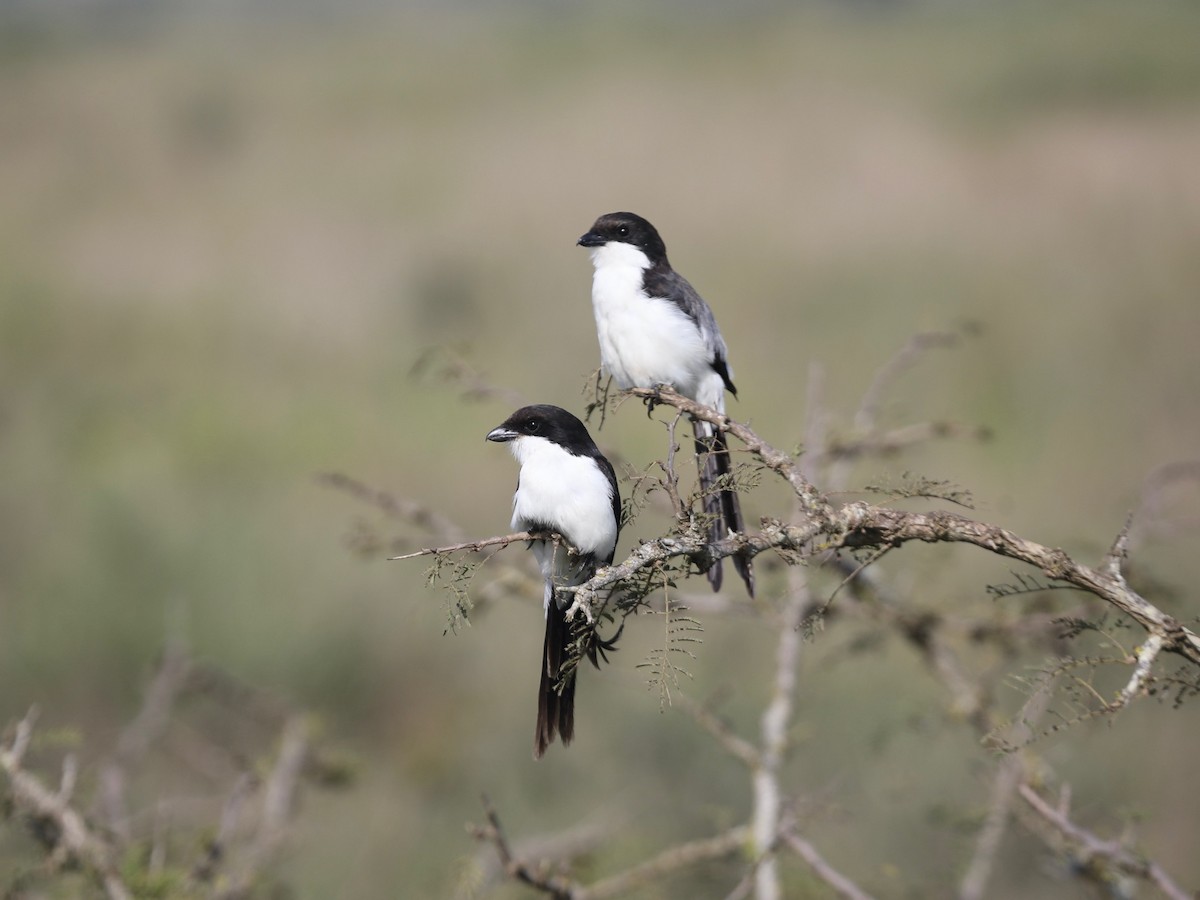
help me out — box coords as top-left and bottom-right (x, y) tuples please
(1, 1), (1199, 896)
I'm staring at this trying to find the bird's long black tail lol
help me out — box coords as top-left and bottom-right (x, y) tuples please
(535, 594), (575, 759)
(695, 418), (755, 597)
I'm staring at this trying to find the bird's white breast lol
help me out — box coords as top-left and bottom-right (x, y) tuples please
(508, 436), (617, 562)
(588, 243), (709, 398)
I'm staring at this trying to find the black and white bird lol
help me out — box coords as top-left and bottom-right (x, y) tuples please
(578, 211), (754, 596)
(486, 404), (621, 759)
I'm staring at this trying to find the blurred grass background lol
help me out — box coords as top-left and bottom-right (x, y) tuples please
(2, 1), (1199, 896)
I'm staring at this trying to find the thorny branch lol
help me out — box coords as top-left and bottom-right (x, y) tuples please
(958, 678), (1054, 900)
(547, 386), (1200, 676)
(2, 648), (321, 899)
(1018, 783), (1191, 900)
(1, 708), (132, 900)
(778, 829), (876, 900)
(387, 529), (554, 561)
(381, 349), (1197, 899)
(467, 794), (579, 900)
(854, 329), (962, 433)
(579, 826), (750, 900)
(96, 638), (191, 841)
(318, 470), (465, 552)
(674, 693), (760, 769)
(470, 791), (752, 900)
(410, 345), (528, 409)
(217, 715), (311, 899)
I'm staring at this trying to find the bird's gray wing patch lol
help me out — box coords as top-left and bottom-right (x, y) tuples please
(642, 266), (736, 396)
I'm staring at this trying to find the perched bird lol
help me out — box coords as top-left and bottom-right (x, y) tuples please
(486, 404), (621, 759)
(578, 211), (753, 596)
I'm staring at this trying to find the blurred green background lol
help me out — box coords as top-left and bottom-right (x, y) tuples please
(2, 1), (1199, 896)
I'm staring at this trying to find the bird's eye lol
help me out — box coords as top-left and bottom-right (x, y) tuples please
(527, 419), (540, 433)
(616, 225), (629, 237)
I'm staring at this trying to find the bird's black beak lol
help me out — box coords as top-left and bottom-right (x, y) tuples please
(577, 231), (604, 247)
(486, 426), (517, 443)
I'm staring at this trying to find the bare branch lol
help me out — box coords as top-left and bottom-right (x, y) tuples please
(824, 421), (990, 464)
(191, 773), (256, 885)
(854, 330), (961, 433)
(557, 492), (1200, 676)
(319, 471), (465, 543)
(832, 557), (995, 727)
(1102, 513), (1134, 580)
(9, 705), (36, 763)
(797, 360), (830, 489)
(959, 678), (1053, 900)
(388, 529), (550, 560)
(97, 638), (191, 841)
(1128, 460), (1200, 548)
(1018, 783), (1191, 900)
(627, 386), (831, 519)
(57, 753), (78, 804)
(1116, 630), (1166, 708)
(470, 796), (751, 900)
(1, 709), (133, 900)
(469, 794), (579, 899)
(458, 819), (610, 900)
(217, 716), (311, 899)
(751, 575), (811, 900)
(415, 361), (1197, 900)
(778, 829), (876, 900)
(579, 826), (751, 900)
(661, 410), (688, 522)
(675, 693), (761, 769)
(260, 716), (309, 841)
(821, 546), (891, 616)
(410, 345), (527, 408)
(830, 504), (1200, 666)
(398, 386), (1199, 690)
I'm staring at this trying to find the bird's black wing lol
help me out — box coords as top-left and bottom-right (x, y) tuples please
(593, 451), (622, 566)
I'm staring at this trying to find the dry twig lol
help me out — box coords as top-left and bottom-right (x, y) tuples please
(1, 709), (133, 900)
(1018, 783), (1190, 900)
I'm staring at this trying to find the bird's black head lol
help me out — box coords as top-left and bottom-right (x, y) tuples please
(577, 212), (668, 265)
(486, 404), (599, 456)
